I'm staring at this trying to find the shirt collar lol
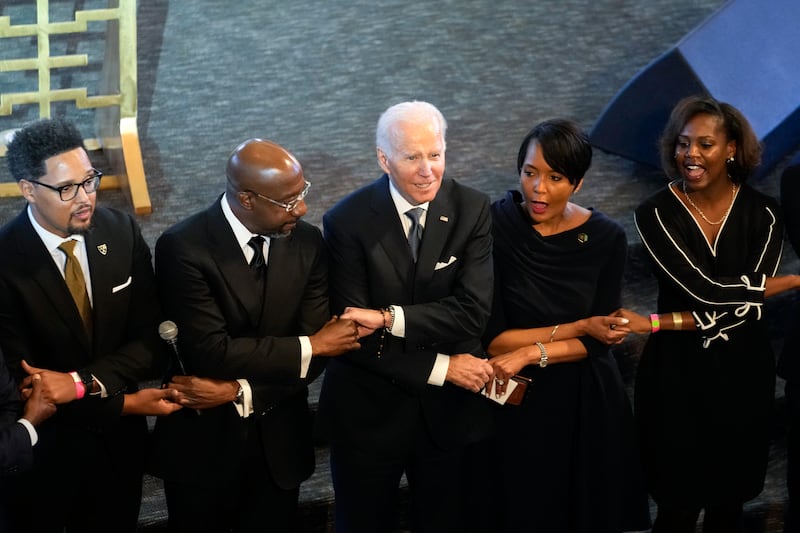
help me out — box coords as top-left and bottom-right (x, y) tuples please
(27, 205), (86, 253)
(388, 179), (429, 220)
(220, 193), (268, 252)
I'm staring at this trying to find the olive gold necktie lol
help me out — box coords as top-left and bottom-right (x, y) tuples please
(58, 239), (93, 336)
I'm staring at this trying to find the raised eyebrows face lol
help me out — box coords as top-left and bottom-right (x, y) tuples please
(519, 141), (581, 226)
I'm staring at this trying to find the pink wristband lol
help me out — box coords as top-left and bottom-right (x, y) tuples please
(69, 371), (86, 400)
(650, 313), (661, 334)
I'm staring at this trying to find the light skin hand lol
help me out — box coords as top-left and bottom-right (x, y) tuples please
(613, 308), (651, 334)
(309, 317), (361, 356)
(122, 388), (183, 416)
(486, 348), (530, 397)
(22, 374), (57, 426)
(167, 375), (239, 410)
(580, 315), (630, 345)
(445, 354), (493, 393)
(340, 307), (383, 337)
(18, 360), (77, 404)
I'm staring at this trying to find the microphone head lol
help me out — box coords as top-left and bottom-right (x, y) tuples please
(158, 320), (178, 342)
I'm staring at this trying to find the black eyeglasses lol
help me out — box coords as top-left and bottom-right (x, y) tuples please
(246, 180), (311, 212)
(28, 170), (103, 201)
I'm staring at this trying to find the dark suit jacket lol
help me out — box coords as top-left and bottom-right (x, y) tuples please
(0, 348), (30, 477)
(779, 160), (800, 382)
(151, 198), (328, 490)
(319, 175), (493, 454)
(0, 206), (164, 524)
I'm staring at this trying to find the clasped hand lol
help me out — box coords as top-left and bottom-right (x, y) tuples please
(309, 316), (362, 356)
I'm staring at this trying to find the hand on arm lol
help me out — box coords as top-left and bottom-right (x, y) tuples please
(612, 309), (652, 334)
(309, 317), (361, 356)
(18, 360), (80, 404)
(22, 374), (56, 426)
(340, 307), (386, 337)
(573, 315), (630, 345)
(167, 375), (240, 410)
(444, 354), (493, 393)
(487, 314), (630, 355)
(122, 388), (183, 416)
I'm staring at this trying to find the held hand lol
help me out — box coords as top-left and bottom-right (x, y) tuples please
(122, 388), (183, 416)
(341, 307), (385, 333)
(613, 308), (651, 335)
(581, 315), (631, 345)
(445, 354), (493, 393)
(486, 349), (529, 397)
(168, 375), (240, 410)
(19, 360), (77, 404)
(309, 317), (361, 357)
(22, 374), (57, 426)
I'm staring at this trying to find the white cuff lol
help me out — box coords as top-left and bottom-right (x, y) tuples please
(232, 379), (254, 418)
(94, 375), (108, 398)
(299, 336), (312, 378)
(390, 305), (406, 338)
(18, 418), (37, 446)
(427, 353), (450, 386)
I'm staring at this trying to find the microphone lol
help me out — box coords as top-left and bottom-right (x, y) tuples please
(158, 320), (199, 416)
(159, 320), (187, 377)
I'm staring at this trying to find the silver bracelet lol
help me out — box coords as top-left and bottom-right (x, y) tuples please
(535, 341), (548, 368)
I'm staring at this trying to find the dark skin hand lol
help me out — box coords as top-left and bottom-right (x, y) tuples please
(22, 374), (56, 426)
(122, 388), (184, 416)
(167, 375), (240, 410)
(309, 316), (362, 356)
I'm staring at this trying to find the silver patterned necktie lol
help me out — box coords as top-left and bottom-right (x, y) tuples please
(405, 207), (423, 263)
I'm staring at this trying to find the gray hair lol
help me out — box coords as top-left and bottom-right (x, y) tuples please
(375, 101), (447, 158)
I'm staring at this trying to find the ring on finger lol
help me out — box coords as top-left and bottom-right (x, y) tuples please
(496, 379), (505, 386)
(610, 324), (617, 330)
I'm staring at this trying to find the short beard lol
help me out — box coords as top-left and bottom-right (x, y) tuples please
(67, 218), (95, 236)
(266, 230), (290, 239)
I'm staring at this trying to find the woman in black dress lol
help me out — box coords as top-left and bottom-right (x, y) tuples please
(618, 95), (800, 532)
(484, 119), (650, 532)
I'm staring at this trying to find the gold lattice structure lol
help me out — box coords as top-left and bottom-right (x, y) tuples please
(0, 0), (151, 215)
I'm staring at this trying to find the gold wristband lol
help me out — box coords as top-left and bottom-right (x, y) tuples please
(549, 324), (560, 343)
(672, 312), (683, 330)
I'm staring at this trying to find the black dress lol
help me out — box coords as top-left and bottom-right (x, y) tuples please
(634, 181), (783, 508)
(485, 190), (651, 532)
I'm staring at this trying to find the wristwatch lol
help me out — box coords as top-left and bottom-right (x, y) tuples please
(76, 369), (95, 395)
(234, 383), (244, 404)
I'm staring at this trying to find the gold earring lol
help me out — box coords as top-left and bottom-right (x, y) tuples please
(727, 155), (735, 164)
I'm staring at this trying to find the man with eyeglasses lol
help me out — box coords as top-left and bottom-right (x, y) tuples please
(0, 117), (180, 532)
(150, 138), (361, 532)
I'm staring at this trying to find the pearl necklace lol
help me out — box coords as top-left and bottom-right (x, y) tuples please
(681, 180), (738, 226)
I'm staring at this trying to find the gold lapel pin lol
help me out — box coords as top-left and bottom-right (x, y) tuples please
(577, 233), (589, 244)
(439, 215), (449, 222)
(97, 244), (108, 255)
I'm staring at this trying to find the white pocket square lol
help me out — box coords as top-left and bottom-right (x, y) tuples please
(112, 276), (132, 293)
(434, 256), (457, 270)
